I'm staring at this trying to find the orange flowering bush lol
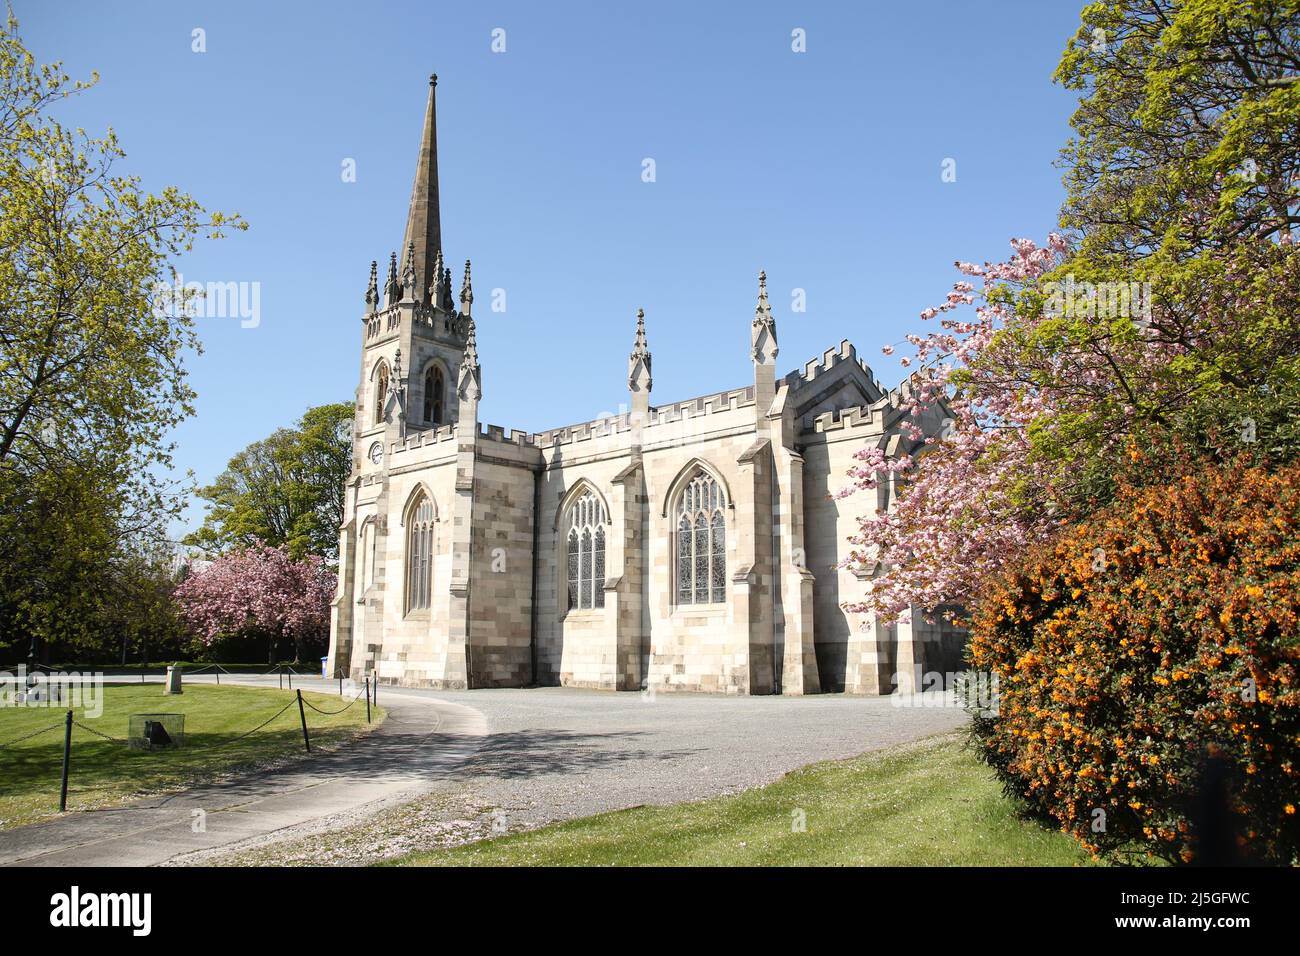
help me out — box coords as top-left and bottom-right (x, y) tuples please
(969, 460), (1300, 864)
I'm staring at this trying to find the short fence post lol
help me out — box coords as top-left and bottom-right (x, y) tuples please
(339, 677), (343, 696)
(373, 673), (378, 705)
(215, 667), (220, 685)
(287, 666), (293, 691)
(279, 665), (283, 690)
(365, 677), (371, 723)
(296, 689), (310, 752)
(59, 709), (72, 812)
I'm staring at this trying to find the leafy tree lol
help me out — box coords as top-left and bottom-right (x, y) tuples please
(841, 0), (1300, 619)
(174, 542), (336, 664)
(0, 14), (242, 661)
(186, 402), (353, 562)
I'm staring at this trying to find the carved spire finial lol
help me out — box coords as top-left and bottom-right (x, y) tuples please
(459, 259), (474, 314)
(364, 260), (379, 313)
(751, 268), (778, 365)
(628, 307), (652, 394)
(384, 251), (400, 307)
(430, 248), (446, 306)
(457, 317), (481, 403)
(401, 242), (417, 301)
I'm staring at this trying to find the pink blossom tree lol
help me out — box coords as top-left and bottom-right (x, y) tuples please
(174, 542), (335, 663)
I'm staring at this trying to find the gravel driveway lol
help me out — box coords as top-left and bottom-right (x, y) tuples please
(204, 682), (970, 865)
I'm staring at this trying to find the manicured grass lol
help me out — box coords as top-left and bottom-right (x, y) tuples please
(386, 733), (1096, 867)
(0, 683), (383, 829)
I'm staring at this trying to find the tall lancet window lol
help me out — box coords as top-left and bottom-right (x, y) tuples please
(423, 365), (444, 425)
(564, 491), (606, 611)
(374, 362), (389, 425)
(676, 471), (726, 605)
(405, 493), (434, 612)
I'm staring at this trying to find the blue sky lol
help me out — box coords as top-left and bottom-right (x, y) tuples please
(18, 0), (1082, 535)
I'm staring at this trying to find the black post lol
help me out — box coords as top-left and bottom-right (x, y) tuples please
(279, 664), (283, 690)
(296, 689), (310, 752)
(287, 666), (293, 690)
(365, 677), (371, 723)
(339, 677), (343, 696)
(373, 672), (378, 704)
(59, 709), (72, 812)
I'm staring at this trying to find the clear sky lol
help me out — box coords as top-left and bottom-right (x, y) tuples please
(17, 0), (1083, 536)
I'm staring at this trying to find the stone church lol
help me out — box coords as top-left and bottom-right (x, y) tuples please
(326, 76), (963, 695)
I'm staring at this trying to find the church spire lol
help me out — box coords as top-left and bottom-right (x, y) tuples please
(400, 73), (442, 306)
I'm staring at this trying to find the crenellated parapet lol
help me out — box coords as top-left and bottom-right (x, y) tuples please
(802, 402), (888, 436)
(782, 339), (884, 396)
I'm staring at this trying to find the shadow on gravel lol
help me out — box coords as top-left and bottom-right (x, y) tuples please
(463, 729), (700, 780)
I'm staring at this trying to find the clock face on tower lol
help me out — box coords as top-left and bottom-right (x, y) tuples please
(368, 442), (384, 466)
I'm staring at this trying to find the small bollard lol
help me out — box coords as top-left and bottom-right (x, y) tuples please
(365, 676), (371, 723)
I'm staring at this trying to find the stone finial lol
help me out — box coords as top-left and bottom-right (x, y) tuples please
(457, 317), (482, 402)
(459, 259), (474, 315)
(384, 251), (400, 307)
(430, 248), (446, 307)
(751, 268), (778, 366)
(364, 260), (379, 314)
(443, 266), (454, 311)
(628, 307), (652, 393)
(401, 242), (418, 301)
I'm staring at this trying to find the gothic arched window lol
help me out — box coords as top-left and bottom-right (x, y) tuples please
(676, 471), (726, 605)
(374, 362), (389, 425)
(423, 365), (444, 425)
(565, 491), (606, 611)
(406, 493), (434, 612)
(361, 520), (376, 590)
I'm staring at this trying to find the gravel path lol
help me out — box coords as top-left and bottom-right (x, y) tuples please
(205, 681), (969, 866)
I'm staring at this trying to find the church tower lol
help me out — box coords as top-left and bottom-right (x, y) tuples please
(354, 73), (471, 475)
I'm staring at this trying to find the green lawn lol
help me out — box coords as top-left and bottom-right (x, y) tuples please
(386, 733), (1096, 867)
(0, 683), (383, 829)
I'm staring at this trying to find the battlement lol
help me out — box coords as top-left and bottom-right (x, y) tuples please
(478, 423), (535, 447)
(783, 339), (884, 396)
(390, 424), (457, 458)
(802, 403), (887, 436)
(644, 386), (755, 429)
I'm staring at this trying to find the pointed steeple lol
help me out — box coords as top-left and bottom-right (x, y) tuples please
(751, 269), (778, 365)
(400, 73), (443, 305)
(364, 260), (379, 314)
(459, 259), (473, 315)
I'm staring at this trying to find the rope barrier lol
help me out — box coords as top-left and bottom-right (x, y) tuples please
(0, 721), (64, 750)
(72, 720), (126, 744)
(300, 694), (362, 716)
